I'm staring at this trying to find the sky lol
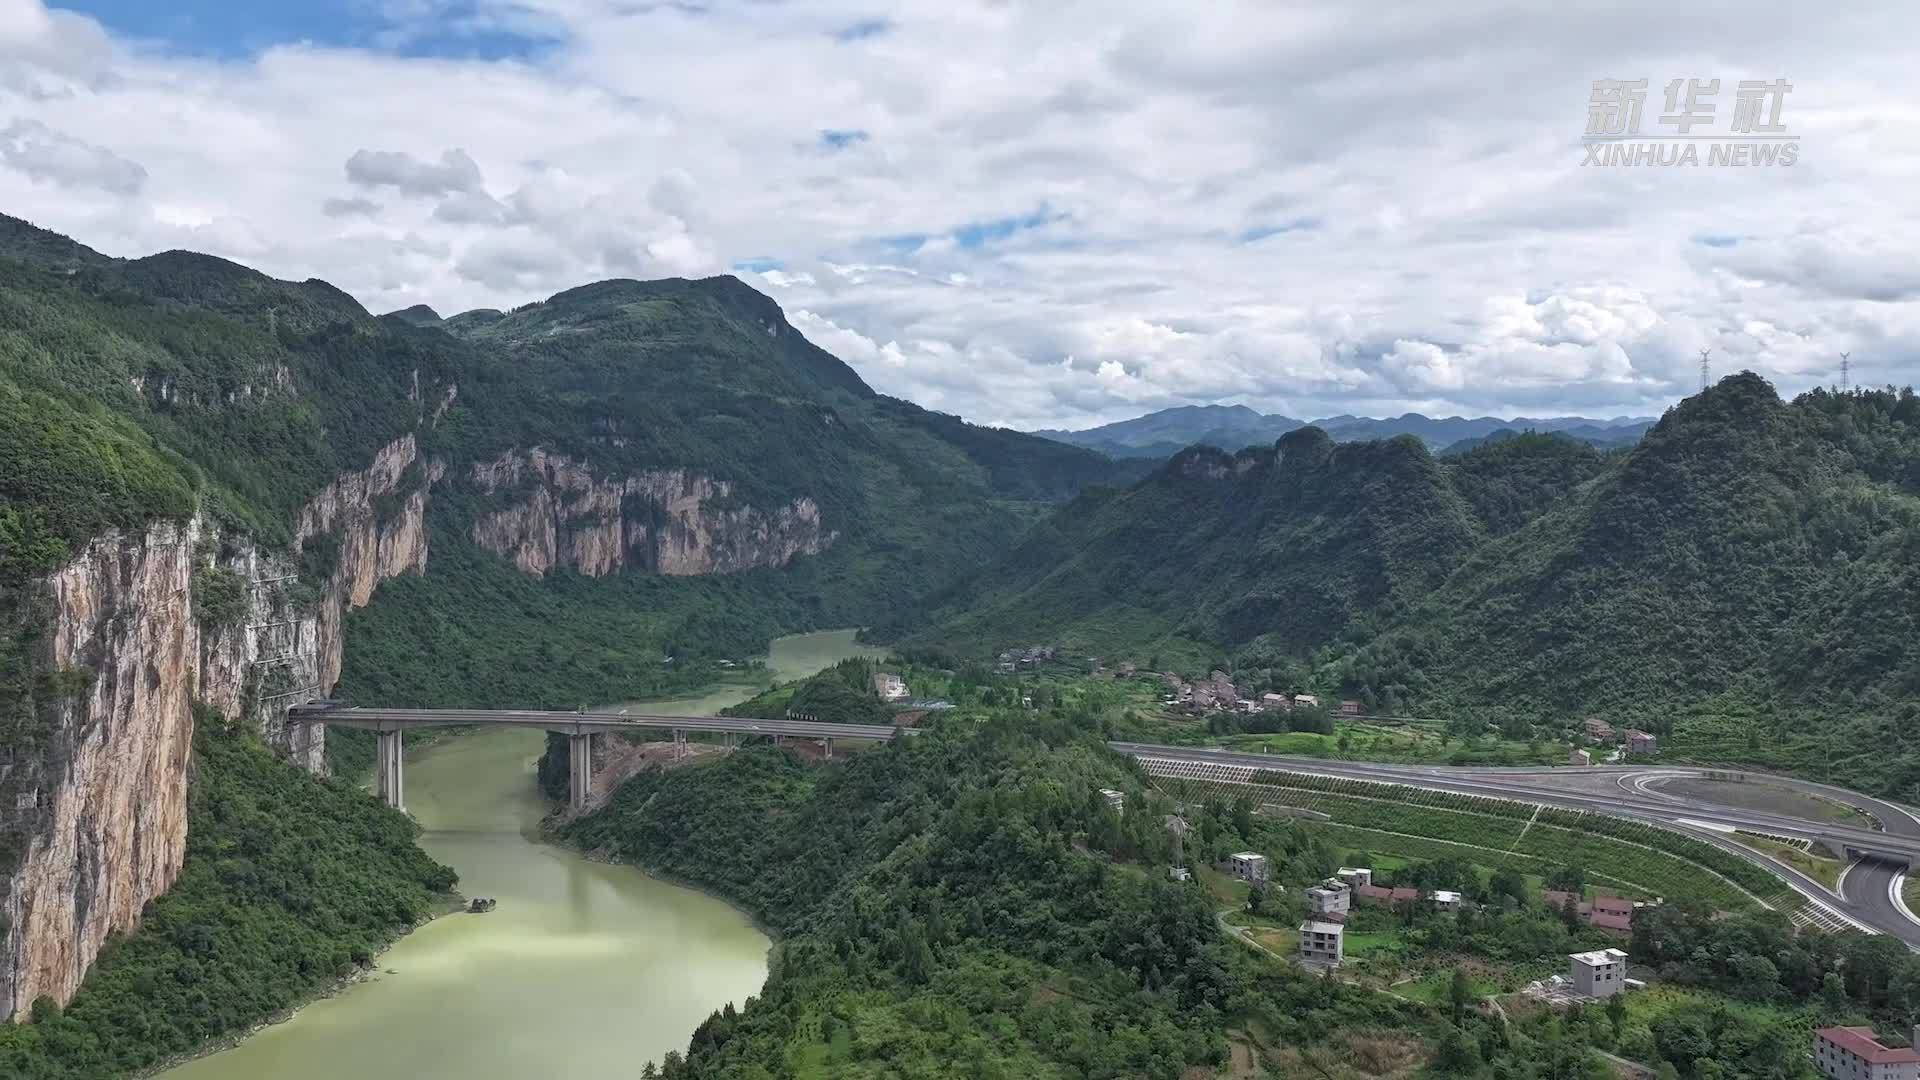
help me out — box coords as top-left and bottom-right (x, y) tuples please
(3, 1), (1918, 430)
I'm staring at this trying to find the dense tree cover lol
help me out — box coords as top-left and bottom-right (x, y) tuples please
(0, 715), (455, 1079)
(722, 657), (893, 725)
(565, 717), (1631, 1078)
(893, 428), (1499, 665)
(904, 375), (1920, 791)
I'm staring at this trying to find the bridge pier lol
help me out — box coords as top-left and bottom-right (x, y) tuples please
(822, 737), (833, 760)
(569, 733), (593, 810)
(672, 728), (688, 762)
(376, 730), (404, 810)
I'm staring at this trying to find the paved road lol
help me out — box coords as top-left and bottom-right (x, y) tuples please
(1111, 742), (1920, 944)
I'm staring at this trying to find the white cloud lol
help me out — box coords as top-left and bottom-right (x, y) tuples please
(346, 147), (485, 198)
(1, 0), (1917, 428)
(0, 118), (145, 194)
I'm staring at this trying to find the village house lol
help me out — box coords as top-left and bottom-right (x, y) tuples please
(1306, 880), (1351, 917)
(1582, 717), (1615, 741)
(872, 672), (910, 702)
(1568, 748), (1592, 766)
(1339, 699), (1363, 716)
(1292, 693), (1320, 709)
(1336, 867), (1373, 889)
(1626, 730), (1659, 755)
(1168, 866), (1191, 882)
(1260, 692), (1289, 710)
(1568, 948), (1629, 999)
(1815, 1027), (1920, 1080)
(1228, 851), (1270, 883)
(1100, 788), (1126, 813)
(1430, 889), (1463, 912)
(1356, 884), (1418, 906)
(1543, 890), (1645, 935)
(1299, 920), (1344, 966)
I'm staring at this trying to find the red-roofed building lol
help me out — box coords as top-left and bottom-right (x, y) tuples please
(1389, 886), (1420, 903)
(1815, 1026), (1920, 1080)
(1355, 884), (1393, 903)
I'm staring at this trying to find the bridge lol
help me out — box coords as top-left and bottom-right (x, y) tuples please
(287, 704), (908, 810)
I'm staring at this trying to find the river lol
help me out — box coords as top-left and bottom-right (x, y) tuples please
(163, 629), (882, 1080)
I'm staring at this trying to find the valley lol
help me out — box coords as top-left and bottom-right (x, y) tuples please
(1, 213), (1917, 1080)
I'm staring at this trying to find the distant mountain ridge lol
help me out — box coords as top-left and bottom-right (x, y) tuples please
(1032, 404), (1655, 458)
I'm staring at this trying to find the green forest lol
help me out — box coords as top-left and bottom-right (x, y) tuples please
(902, 374), (1920, 792)
(0, 715), (455, 1080)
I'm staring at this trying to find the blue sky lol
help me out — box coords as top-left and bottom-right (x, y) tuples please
(53, 1), (554, 59)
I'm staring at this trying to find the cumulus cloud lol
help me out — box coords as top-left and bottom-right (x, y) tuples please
(322, 195), (381, 218)
(345, 147), (485, 198)
(0, 118), (144, 194)
(0, 0), (1916, 428)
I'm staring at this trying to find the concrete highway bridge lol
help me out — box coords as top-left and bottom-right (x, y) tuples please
(287, 704), (907, 810)
(1112, 743), (1920, 944)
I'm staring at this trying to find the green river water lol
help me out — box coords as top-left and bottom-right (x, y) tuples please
(162, 629), (882, 1080)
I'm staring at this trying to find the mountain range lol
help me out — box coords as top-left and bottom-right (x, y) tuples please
(906, 374), (1920, 750)
(0, 213), (1124, 1021)
(1031, 402), (1656, 459)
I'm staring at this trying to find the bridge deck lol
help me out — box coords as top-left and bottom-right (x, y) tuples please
(287, 705), (905, 742)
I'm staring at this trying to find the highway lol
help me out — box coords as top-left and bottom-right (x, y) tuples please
(287, 704), (907, 743)
(1110, 742), (1920, 944)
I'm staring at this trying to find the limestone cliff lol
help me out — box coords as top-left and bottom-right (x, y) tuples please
(0, 431), (433, 1020)
(468, 448), (834, 577)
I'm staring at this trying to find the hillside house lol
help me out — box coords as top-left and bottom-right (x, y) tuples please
(1815, 1027), (1920, 1080)
(1299, 920), (1344, 967)
(872, 672), (910, 701)
(1430, 889), (1463, 911)
(1292, 693), (1320, 708)
(1582, 717), (1615, 741)
(1306, 881), (1351, 917)
(1569, 748), (1592, 766)
(1339, 699), (1363, 716)
(1337, 867), (1373, 889)
(1228, 851), (1270, 883)
(1626, 730), (1658, 754)
(1569, 948), (1628, 999)
(1100, 788), (1126, 813)
(1544, 890), (1645, 936)
(1260, 692), (1288, 710)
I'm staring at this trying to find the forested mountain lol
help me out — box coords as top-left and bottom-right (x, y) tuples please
(0, 213), (1126, 1027)
(1033, 403), (1654, 459)
(0, 214), (1123, 718)
(907, 374), (1920, 733)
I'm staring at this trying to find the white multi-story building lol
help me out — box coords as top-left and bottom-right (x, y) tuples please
(1568, 948), (1629, 999)
(1228, 851), (1269, 883)
(1298, 920), (1344, 966)
(1306, 881), (1351, 917)
(1815, 1027), (1920, 1080)
(1336, 867), (1373, 889)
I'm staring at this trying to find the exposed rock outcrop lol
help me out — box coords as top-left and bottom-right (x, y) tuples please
(469, 448), (834, 577)
(295, 434), (434, 689)
(0, 431), (435, 1020)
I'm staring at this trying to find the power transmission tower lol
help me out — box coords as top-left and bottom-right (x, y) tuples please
(1840, 351), (1851, 392)
(1698, 348), (1711, 390)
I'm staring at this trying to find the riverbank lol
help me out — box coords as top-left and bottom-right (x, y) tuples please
(157, 630), (877, 1080)
(135, 892), (464, 1078)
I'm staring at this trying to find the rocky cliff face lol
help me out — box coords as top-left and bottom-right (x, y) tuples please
(468, 448), (834, 577)
(294, 433), (435, 690)
(0, 432), (433, 1020)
